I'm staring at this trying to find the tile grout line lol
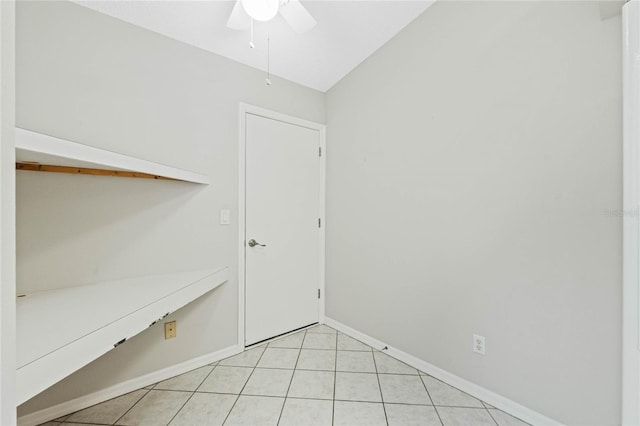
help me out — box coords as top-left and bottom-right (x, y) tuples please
(254, 323), (320, 348)
(47, 326), (524, 426)
(484, 405), (501, 426)
(148, 388), (215, 394)
(194, 363), (219, 393)
(59, 326), (517, 426)
(419, 374), (445, 426)
(425, 374), (490, 404)
(290, 346), (363, 352)
(165, 364), (218, 425)
(127, 392), (501, 407)
(420, 372), (506, 424)
(110, 387), (153, 426)
(60, 330), (510, 425)
(275, 330), (306, 425)
(220, 345), (269, 426)
(370, 346), (389, 426)
(338, 332), (374, 353)
(483, 402), (532, 426)
(330, 330), (339, 425)
(164, 391), (194, 425)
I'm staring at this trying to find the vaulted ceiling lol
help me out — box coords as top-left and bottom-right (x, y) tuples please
(74, 1), (435, 92)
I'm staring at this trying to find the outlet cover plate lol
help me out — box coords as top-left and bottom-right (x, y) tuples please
(165, 321), (177, 339)
(473, 334), (485, 355)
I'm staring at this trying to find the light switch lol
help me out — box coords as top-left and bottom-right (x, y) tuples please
(220, 209), (231, 225)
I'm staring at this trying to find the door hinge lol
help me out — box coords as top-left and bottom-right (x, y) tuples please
(319, 146), (322, 157)
(318, 289), (321, 299)
(318, 218), (321, 228)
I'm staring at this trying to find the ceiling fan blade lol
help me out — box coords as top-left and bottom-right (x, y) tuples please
(279, 0), (316, 34)
(227, 0), (251, 30)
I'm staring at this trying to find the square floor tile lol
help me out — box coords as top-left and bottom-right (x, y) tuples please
(337, 334), (371, 351)
(333, 401), (387, 426)
(66, 389), (147, 424)
(307, 324), (337, 334)
(51, 341), (533, 426)
(385, 404), (442, 426)
(224, 395), (284, 426)
(379, 374), (431, 405)
(374, 351), (418, 375)
(268, 332), (305, 349)
(116, 390), (191, 426)
(278, 398), (333, 426)
(488, 409), (531, 426)
(334, 372), (382, 402)
(169, 393), (236, 426)
(336, 351), (376, 373)
(436, 407), (496, 426)
(242, 368), (293, 397)
(297, 349), (336, 371)
(303, 333), (337, 350)
(422, 376), (483, 408)
(198, 366), (252, 394)
(257, 348), (300, 369)
(154, 366), (213, 391)
(287, 370), (334, 400)
(218, 347), (265, 367)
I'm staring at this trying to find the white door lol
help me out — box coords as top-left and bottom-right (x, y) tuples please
(244, 111), (322, 346)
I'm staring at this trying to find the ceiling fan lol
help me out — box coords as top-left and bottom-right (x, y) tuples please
(226, 0), (317, 34)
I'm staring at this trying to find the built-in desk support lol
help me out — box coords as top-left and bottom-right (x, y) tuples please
(16, 267), (228, 404)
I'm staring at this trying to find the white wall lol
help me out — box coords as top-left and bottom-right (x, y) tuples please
(0, 1), (16, 424)
(16, 1), (324, 416)
(325, 2), (621, 425)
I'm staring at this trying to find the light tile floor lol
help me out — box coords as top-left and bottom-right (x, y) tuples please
(42, 325), (530, 426)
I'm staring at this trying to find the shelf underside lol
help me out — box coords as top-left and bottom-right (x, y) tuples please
(16, 267), (228, 405)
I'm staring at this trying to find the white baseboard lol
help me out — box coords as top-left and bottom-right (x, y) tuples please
(324, 317), (562, 426)
(18, 344), (241, 426)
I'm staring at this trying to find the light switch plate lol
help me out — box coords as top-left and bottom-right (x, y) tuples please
(220, 209), (230, 225)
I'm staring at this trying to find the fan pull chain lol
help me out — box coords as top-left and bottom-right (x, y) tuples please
(266, 34), (272, 86)
(249, 19), (255, 49)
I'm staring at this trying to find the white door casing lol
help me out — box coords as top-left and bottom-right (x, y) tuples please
(238, 104), (326, 347)
(623, 2), (640, 425)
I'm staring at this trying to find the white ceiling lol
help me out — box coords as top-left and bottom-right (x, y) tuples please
(74, 1), (434, 92)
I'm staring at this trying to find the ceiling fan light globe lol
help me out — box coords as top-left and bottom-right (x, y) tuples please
(242, 0), (279, 22)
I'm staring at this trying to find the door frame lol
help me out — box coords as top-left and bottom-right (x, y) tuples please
(0, 1), (16, 424)
(237, 103), (326, 349)
(623, 1), (640, 424)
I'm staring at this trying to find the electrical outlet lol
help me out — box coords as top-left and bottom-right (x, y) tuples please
(473, 334), (485, 355)
(165, 321), (177, 339)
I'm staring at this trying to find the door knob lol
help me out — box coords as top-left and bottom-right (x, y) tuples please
(248, 239), (266, 247)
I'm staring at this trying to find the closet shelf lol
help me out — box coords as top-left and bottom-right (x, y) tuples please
(16, 267), (228, 405)
(15, 128), (210, 184)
